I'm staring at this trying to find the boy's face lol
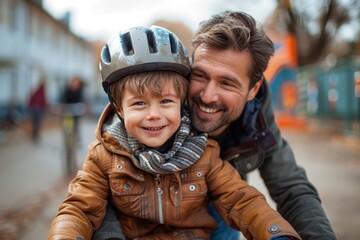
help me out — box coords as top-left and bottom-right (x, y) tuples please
(120, 82), (182, 148)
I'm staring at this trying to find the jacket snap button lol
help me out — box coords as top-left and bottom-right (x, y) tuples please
(196, 172), (202, 177)
(117, 165), (123, 170)
(189, 185), (196, 191)
(246, 163), (252, 169)
(181, 173), (187, 179)
(124, 184), (131, 190)
(268, 224), (281, 233)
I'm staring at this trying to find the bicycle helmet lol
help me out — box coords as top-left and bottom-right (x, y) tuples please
(100, 25), (191, 94)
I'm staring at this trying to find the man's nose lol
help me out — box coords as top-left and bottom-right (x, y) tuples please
(200, 81), (219, 103)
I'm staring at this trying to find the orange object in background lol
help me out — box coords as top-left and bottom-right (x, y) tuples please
(282, 82), (297, 110)
(264, 31), (304, 129)
(274, 111), (308, 130)
(264, 34), (298, 83)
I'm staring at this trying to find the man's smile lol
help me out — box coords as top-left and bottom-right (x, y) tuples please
(192, 96), (225, 115)
(198, 104), (221, 114)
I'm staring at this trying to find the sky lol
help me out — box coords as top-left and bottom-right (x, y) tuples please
(42, 0), (276, 41)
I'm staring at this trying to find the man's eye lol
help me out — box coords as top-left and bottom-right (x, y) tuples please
(191, 72), (205, 80)
(221, 81), (231, 86)
(220, 81), (236, 88)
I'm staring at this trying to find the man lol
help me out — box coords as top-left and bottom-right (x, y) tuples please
(94, 11), (336, 240)
(188, 11), (336, 239)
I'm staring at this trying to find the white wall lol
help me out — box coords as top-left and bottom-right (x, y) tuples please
(0, 0), (96, 108)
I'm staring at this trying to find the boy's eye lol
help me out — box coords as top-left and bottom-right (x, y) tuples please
(161, 99), (173, 104)
(134, 101), (145, 106)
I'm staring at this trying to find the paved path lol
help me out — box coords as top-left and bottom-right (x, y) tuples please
(247, 128), (360, 240)
(0, 117), (95, 240)
(0, 117), (359, 239)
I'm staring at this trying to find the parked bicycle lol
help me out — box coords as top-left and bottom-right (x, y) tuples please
(53, 102), (86, 177)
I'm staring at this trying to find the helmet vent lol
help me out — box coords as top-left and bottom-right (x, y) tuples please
(121, 32), (134, 55)
(101, 45), (111, 64)
(169, 33), (178, 54)
(146, 30), (157, 53)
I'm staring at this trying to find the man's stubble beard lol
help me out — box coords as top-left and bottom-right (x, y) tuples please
(189, 105), (230, 136)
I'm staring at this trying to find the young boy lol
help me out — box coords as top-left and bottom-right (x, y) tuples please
(48, 26), (300, 240)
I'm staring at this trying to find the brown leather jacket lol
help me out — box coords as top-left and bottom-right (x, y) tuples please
(48, 105), (301, 240)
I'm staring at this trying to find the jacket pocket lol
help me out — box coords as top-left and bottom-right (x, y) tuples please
(109, 172), (146, 217)
(109, 172), (145, 196)
(170, 169), (208, 220)
(109, 157), (145, 196)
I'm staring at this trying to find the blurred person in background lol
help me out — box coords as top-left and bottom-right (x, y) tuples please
(1, 98), (20, 134)
(61, 76), (84, 103)
(94, 10), (336, 240)
(27, 78), (48, 143)
(60, 76), (85, 141)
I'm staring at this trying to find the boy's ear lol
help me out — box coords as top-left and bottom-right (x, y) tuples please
(112, 102), (124, 118)
(118, 109), (124, 118)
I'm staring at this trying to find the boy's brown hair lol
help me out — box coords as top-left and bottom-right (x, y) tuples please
(110, 71), (188, 112)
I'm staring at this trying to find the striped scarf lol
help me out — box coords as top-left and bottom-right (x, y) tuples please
(106, 112), (208, 174)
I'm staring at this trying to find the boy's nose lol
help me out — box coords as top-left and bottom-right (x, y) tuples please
(147, 105), (161, 120)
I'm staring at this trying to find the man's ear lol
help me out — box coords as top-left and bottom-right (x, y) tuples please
(247, 79), (263, 101)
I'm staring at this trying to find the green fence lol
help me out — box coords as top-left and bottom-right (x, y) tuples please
(297, 58), (360, 133)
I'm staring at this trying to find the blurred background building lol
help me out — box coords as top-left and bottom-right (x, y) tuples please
(0, 0), (97, 124)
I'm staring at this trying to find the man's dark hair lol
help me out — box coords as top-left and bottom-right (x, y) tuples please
(192, 11), (274, 88)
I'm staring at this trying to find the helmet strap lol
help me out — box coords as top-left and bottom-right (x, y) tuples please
(104, 85), (124, 121)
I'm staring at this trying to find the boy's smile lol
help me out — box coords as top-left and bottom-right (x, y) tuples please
(141, 125), (167, 137)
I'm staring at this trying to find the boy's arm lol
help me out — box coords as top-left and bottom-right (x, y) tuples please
(48, 142), (109, 240)
(205, 141), (301, 240)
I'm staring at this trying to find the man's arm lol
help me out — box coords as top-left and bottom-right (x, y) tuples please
(258, 97), (336, 239)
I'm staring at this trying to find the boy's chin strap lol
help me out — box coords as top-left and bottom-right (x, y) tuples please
(106, 91), (123, 121)
(103, 82), (123, 120)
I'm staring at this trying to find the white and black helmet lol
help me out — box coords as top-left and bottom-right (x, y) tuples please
(100, 25), (191, 94)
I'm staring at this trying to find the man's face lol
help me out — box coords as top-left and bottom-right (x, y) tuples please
(188, 46), (262, 138)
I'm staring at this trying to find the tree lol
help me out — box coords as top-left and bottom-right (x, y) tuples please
(273, 0), (359, 66)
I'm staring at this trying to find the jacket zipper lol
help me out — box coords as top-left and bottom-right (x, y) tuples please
(155, 174), (164, 224)
(174, 190), (179, 206)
